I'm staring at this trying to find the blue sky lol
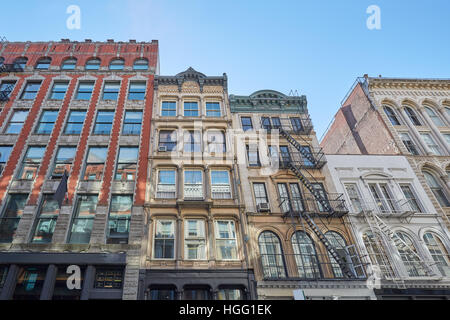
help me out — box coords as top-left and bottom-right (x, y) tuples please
(1, 0), (449, 138)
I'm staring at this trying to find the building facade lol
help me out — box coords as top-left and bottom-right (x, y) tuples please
(230, 90), (375, 300)
(139, 67), (256, 300)
(0, 40), (158, 300)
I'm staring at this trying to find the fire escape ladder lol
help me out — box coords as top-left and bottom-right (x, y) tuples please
(279, 127), (318, 167)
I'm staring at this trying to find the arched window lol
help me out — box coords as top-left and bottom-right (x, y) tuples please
(324, 231), (349, 278)
(383, 106), (401, 126)
(13, 57), (28, 70)
(425, 106), (445, 127)
(362, 231), (394, 277)
(404, 107), (422, 126)
(423, 232), (450, 277)
(258, 231), (286, 279)
(291, 231), (321, 279)
(85, 58), (101, 70)
(394, 232), (427, 277)
(61, 58), (77, 70)
(109, 59), (124, 70)
(35, 57), (51, 70)
(423, 170), (449, 207)
(133, 58), (148, 70)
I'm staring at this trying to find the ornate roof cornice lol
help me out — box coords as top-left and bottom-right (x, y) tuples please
(154, 67), (227, 92)
(367, 77), (450, 91)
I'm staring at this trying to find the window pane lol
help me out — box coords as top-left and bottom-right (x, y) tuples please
(0, 194), (28, 243)
(31, 194), (59, 243)
(107, 195), (132, 244)
(68, 195), (98, 244)
(161, 101), (176, 116)
(184, 102), (199, 117)
(206, 102), (221, 117)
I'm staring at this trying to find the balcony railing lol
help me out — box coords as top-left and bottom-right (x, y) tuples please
(211, 184), (232, 199)
(183, 184), (203, 200)
(0, 64), (24, 73)
(261, 117), (313, 135)
(274, 150), (326, 170)
(0, 217), (21, 243)
(349, 199), (421, 216)
(280, 193), (349, 218)
(156, 184), (176, 199)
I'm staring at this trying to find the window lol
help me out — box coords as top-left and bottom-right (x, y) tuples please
(31, 194), (59, 243)
(344, 184), (363, 213)
(94, 269), (123, 289)
(85, 58), (100, 70)
(404, 107), (422, 126)
(64, 110), (86, 134)
(290, 117), (303, 132)
(109, 59), (124, 70)
(279, 146), (291, 164)
(211, 170), (232, 199)
(277, 183), (304, 214)
(156, 170), (176, 199)
(292, 231), (320, 279)
(128, 82), (146, 100)
(50, 82), (69, 100)
(107, 195), (132, 244)
(161, 101), (176, 117)
(68, 195), (98, 244)
(184, 170), (203, 199)
(253, 183), (268, 208)
(149, 286), (176, 300)
(246, 144), (260, 166)
(400, 184), (422, 212)
(423, 233), (450, 277)
(102, 81), (120, 100)
(184, 101), (199, 117)
(0, 145), (13, 174)
(93, 111), (114, 135)
(20, 82), (41, 100)
(368, 183), (396, 213)
(420, 133), (443, 155)
(35, 57), (51, 70)
(206, 102), (221, 117)
(383, 106), (401, 125)
(61, 58), (77, 70)
(35, 110), (58, 134)
(13, 57), (28, 70)
(268, 145), (279, 165)
(6, 110), (29, 134)
(272, 117), (281, 129)
(217, 287), (244, 300)
(17, 146), (46, 180)
(184, 131), (201, 152)
(444, 134), (450, 145)
(258, 231), (286, 278)
(425, 107), (445, 127)
(241, 117), (253, 131)
(423, 171), (449, 207)
(0, 194), (28, 243)
(261, 117), (271, 130)
(159, 130), (177, 151)
(215, 220), (238, 260)
(52, 146), (76, 178)
(324, 231), (348, 278)
(362, 231), (394, 277)
(122, 111), (142, 135)
(154, 220), (175, 259)
(399, 132), (419, 155)
(0, 81), (16, 100)
(183, 286), (211, 300)
(394, 232), (427, 277)
(312, 183), (329, 212)
(83, 147), (108, 180)
(115, 147), (139, 181)
(133, 58), (148, 70)
(184, 220), (206, 260)
(52, 265), (85, 300)
(75, 82), (94, 100)
(13, 266), (47, 300)
(207, 131), (226, 153)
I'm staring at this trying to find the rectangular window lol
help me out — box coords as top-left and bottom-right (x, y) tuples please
(344, 184), (363, 213)
(184, 170), (203, 199)
(122, 111), (142, 135)
(241, 117), (253, 131)
(184, 101), (199, 117)
(52, 146), (76, 179)
(128, 82), (146, 100)
(261, 117), (271, 130)
(246, 145), (260, 166)
(0, 194), (28, 243)
(215, 220), (237, 260)
(159, 130), (177, 151)
(161, 101), (176, 117)
(20, 82), (41, 100)
(277, 183), (304, 213)
(184, 131), (201, 153)
(6, 110), (29, 134)
(94, 269), (123, 289)
(184, 220), (206, 260)
(399, 132), (419, 155)
(421, 133), (443, 156)
(290, 117), (303, 132)
(50, 82), (69, 100)
(0, 145), (13, 174)
(18, 146), (46, 180)
(312, 183), (329, 212)
(31, 194), (59, 243)
(75, 82), (94, 100)
(156, 170), (176, 199)
(115, 147), (139, 181)
(68, 195), (98, 244)
(83, 147), (108, 180)
(0, 81), (16, 100)
(207, 131), (226, 153)
(206, 102), (221, 117)
(154, 220), (175, 259)
(102, 82), (120, 100)
(369, 183), (396, 213)
(211, 170), (231, 199)
(253, 183), (268, 207)
(93, 111), (114, 135)
(107, 195), (132, 244)
(13, 266), (47, 300)
(64, 110), (86, 134)
(35, 110), (58, 134)
(272, 117), (281, 129)
(400, 185), (423, 213)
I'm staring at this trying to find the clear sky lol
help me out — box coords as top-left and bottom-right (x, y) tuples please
(1, 0), (449, 138)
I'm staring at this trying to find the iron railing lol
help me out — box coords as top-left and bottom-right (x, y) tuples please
(274, 149), (326, 170)
(261, 117), (313, 135)
(349, 199), (422, 216)
(0, 63), (24, 73)
(280, 193), (349, 218)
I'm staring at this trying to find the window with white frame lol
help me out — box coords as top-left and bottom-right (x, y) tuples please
(423, 171), (449, 207)
(159, 130), (177, 151)
(184, 170), (203, 199)
(400, 184), (423, 213)
(253, 183), (269, 209)
(423, 232), (450, 277)
(404, 107), (422, 126)
(211, 170), (231, 199)
(184, 219), (206, 260)
(161, 101), (176, 117)
(156, 170), (176, 199)
(344, 183), (363, 213)
(368, 183), (397, 213)
(184, 101), (199, 117)
(394, 232), (427, 277)
(215, 220), (237, 260)
(183, 131), (201, 153)
(420, 133), (443, 156)
(425, 107), (445, 127)
(207, 131), (226, 153)
(383, 106), (401, 126)
(154, 220), (175, 259)
(399, 132), (419, 155)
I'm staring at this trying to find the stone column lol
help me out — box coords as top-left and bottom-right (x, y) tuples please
(438, 106), (450, 126)
(40, 264), (57, 300)
(207, 217), (216, 261)
(80, 265), (95, 300)
(204, 167), (210, 201)
(177, 166), (183, 200)
(177, 96), (182, 117)
(176, 217), (183, 261)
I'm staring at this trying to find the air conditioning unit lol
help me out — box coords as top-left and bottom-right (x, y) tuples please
(257, 203), (270, 212)
(158, 146), (167, 152)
